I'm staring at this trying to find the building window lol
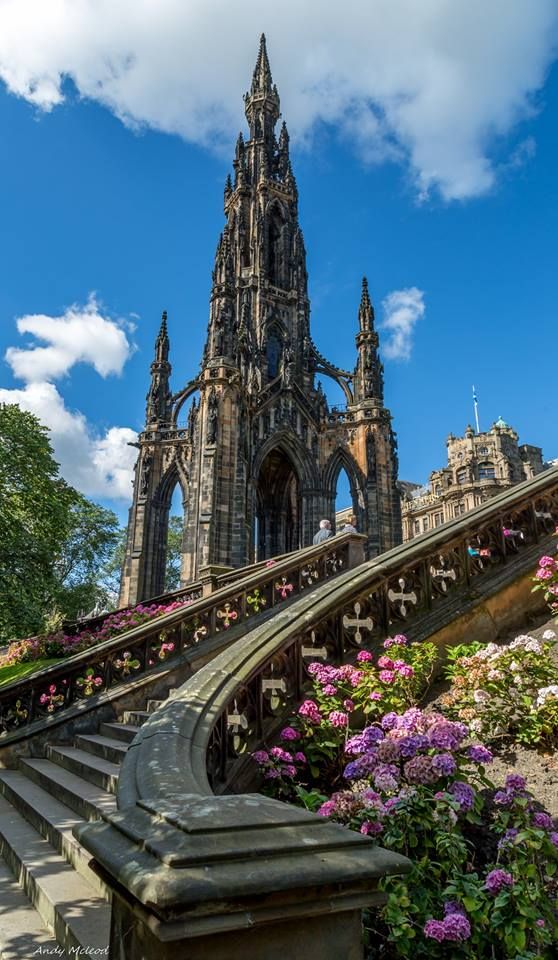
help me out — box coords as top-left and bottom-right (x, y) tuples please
(434, 512), (444, 527)
(456, 467), (468, 484)
(454, 502), (465, 517)
(478, 462), (495, 481)
(423, 517), (429, 532)
(434, 483), (442, 496)
(413, 520), (421, 535)
(478, 446), (489, 456)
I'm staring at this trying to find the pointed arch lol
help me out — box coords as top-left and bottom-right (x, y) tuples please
(322, 447), (365, 528)
(252, 429), (320, 492)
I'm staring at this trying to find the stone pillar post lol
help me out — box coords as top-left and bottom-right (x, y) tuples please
(75, 793), (410, 960)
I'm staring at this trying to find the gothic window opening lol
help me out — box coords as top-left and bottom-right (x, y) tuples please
(267, 331), (282, 379)
(164, 483), (187, 592)
(333, 463), (361, 533)
(255, 447), (300, 560)
(268, 205), (286, 287)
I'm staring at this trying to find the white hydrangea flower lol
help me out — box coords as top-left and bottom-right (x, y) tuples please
(473, 689), (490, 703)
(536, 685), (558, 707)
(524, 639), (542, 654)
(488, 670), (503, 681)
(542, 630), (556, 641)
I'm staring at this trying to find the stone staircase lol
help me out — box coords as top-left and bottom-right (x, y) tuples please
(0, 697), (163, 958)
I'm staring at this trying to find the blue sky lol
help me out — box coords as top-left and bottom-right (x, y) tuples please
(0, 2), (556, 524)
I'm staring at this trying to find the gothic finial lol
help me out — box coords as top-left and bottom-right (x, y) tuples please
(155, 310), (169, 359)
(224, 173), (233, 197)
(279, 120), (289, 151)
(251, 33), (273, 94)
(358, 276), (374, 331)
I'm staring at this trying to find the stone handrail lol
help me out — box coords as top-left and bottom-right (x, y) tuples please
(117, 466), (558, 802)
(48, 542), (312, 644)
(0, 533), (363, 743)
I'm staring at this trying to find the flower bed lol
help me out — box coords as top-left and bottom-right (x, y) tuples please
(440, 629), (558, 747)
(252, 542), (558, 958)
(0, 599), (190, 669)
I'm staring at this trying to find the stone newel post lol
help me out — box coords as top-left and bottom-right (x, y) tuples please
(76, 792), (410, 960)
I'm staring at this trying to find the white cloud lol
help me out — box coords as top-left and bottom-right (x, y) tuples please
(0, 1), (555, 200)
(381, 288), (425, 361)
(1, 299), (138, 500)
(6, 295), (134, 383)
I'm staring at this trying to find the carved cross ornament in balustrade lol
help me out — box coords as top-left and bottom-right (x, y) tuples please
(342, 601), (374, 645)
(388, 578), (418, 618)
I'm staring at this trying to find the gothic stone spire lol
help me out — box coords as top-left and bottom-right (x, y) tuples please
(354, 277), (384, 403)
(145, 310), (172, 424)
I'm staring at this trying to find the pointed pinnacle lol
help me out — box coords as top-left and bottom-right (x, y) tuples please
(279, 120), (289, 147)
(361, 276), (371, 308)
(159, 310), (168, 336)
(251, 33), (273, 94)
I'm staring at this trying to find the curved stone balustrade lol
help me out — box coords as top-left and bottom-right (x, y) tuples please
(0, 533), (362, 745)
(115, 466), (558, 802)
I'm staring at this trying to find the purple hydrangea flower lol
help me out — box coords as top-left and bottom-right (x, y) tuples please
(280, 726), (300, 741)
(498, 828), (519, 850)
(485, 869), (514, 894)
(467, 744), (493, 764)
(450, 781), (475, 811)
(532, 811), (553, 830)
(493, 789), (514, 807)
(505, 774), (527, 792)
(344, 760), (363, 780)
(252, 750), (269, 763)
(423, 920), (446, 942)
(432, 752), (457, 776)
(429, 719), (467, 750)
(317, 799), (337, 817)
(381, 712), (399, 730)
(550, 832), (558, 848)
(373, 763), (399, 792)
(443, 913), (471, 942)
(404, 755), (438, 785)
(360, 820), (383, 836)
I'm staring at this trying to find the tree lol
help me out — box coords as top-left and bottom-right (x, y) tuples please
(51, 495), (120, 622)
(0, 404), (74, 641)
(164, 515), (184, 592)
(0, 403), (121, 640)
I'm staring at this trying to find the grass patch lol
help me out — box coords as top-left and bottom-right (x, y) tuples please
(0, 659), (61, 689)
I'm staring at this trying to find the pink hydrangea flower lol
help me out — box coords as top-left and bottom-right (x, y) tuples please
(357, 650), (373, 662)
(379, 670), (395, 683)
(329, 710), (349, 728)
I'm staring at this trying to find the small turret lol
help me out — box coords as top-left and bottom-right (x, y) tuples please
(354, 277), (383, 403)
(146, 310), (172, 424)
(358, 276), (374, 332)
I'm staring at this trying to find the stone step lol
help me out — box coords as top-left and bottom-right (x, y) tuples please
(98, 721), (141, 744)
(45, 745), (120, 795)
(0, 857), (65, 959)
(0, 771), (109, 900)
(20, 759), (116, 822)
(0, 796), (110, 955)
(74, 733), (129, 765)
(121, 708), (150, 726)
(146, 698), (166, 713)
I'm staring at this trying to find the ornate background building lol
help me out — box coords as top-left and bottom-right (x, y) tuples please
(401, 418), (544, 541)
(119, 36), (401, 606)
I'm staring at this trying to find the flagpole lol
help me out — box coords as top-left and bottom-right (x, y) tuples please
(472, 385), (480, 434)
